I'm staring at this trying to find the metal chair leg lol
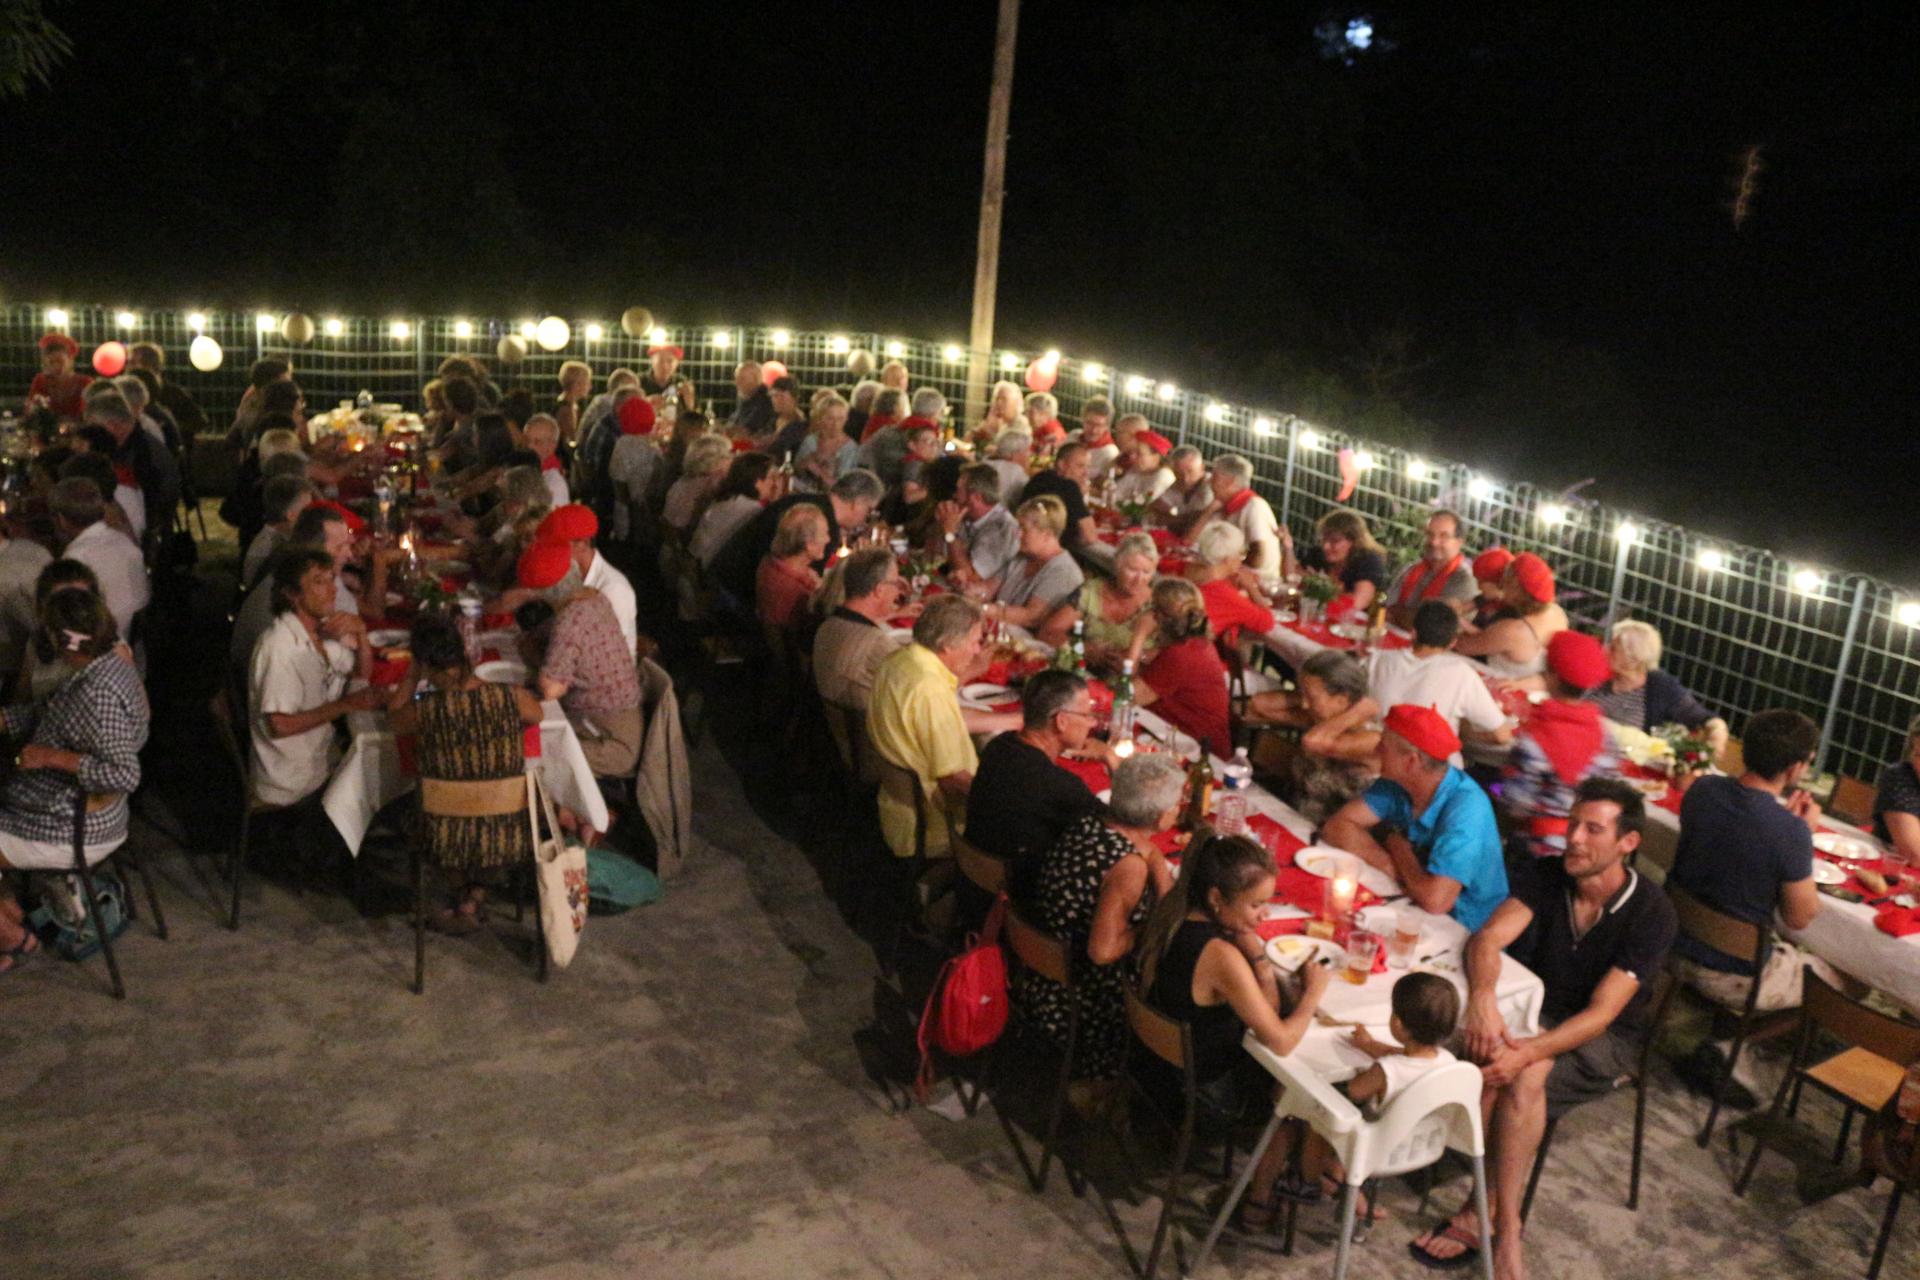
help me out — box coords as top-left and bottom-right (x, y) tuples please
(411, 848), (426, 995)
(227, 803), (251, 930)
(121, 844), (168, 940)
(1869, 1183), (1905, 1280)
(1699, 1027), (1752, 1147)
(1033, 1012), (1077, 1193)
(1332, 1180), (1358, 1280)
(1470, 1154), (1496, 1280)
(1834, 1107), (1856, 1166)
(1629, 1073), (1649, 1210)
(1142, 1119), (1191, 1280)
(1520, 1116), (1558, 1223)
(72, 856), (125, 1000)
(1189, 1110), (1286, 1279)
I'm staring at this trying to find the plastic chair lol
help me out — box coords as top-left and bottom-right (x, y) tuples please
(1736, 973), (1920, 1217)
(1189, 1042), (1495, 1280)
(1664, 883), (1799, 1148)
(1520, 971), (1671, 1219)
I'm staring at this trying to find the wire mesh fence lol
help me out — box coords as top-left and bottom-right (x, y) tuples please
(6, 303), (1915, 781)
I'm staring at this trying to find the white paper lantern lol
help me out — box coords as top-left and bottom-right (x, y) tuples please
(281, 312), (315, 344)
(496, 335), (528, 365)
(536, 316), (571, 351)
(847, 348), (876, 377)
(188, 334), (224, 372)
(620, 307), (654, 338)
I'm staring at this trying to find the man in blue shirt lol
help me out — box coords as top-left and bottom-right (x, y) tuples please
(1324, 703), (1509, 931)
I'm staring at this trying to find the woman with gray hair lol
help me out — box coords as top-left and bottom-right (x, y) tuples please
(1189, 520), (1276, 645)
(859, 386), (911, 443)
(1251, 649), (1381, 824)
(846, 379), (882, 439)
(1039, 531), (1156, 665)
(1018, 750), (1184, 1084)
(663, 434), (735, 533)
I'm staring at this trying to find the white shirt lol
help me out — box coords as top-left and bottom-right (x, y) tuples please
(1373, 1047), (1458, 1114)
(1212, 491), (1282, 592)
(114, 483), (147, 544)
(1366, 648), (1507, 768)
(986, 458), (1029, 508)
(66, 521), (151, 644)
(1080, 438), (1122, 482)
(1112, 465), (1174, 506)
(584, 551), (639, 655)
(248, 610), (355, 806)
(541, 466), (571, 510)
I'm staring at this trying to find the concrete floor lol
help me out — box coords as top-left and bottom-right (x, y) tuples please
(4, 549), (1917, 1279)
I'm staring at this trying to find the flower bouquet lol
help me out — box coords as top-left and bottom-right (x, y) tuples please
(1299, 571), (1341, 624)
(1659, 723), (1717, 791)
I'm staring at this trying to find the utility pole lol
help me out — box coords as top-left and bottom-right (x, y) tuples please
(965, 0), (1020, 430)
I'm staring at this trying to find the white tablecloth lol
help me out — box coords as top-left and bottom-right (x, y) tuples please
(322, 699), (611, 855)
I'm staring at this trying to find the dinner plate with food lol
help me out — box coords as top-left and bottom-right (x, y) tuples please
(1814, 830), (1882, 863)
(1265, 934), (1345, 973)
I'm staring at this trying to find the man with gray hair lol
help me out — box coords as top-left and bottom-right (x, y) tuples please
(709, 467), (884, 609)
(52, 476), (151, 645)
(986, 428), (1032, 508)
(242, 474), (316, 591)
(932, 462), (1020, 591)
(1205, 454), (1282, 592)
(129, 341), (210, 439)
(814, 547), (908, 719)
(866, 594), (1018, 860)
(854, 386), (920, 484)
(966, 669), (1112, 899)
(84, 387), (182, 546)
(1151, 444), (1217, 537)
(727, 360), (773, 438)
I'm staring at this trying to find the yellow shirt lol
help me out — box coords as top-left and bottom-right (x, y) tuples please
(866, 643), (977, 858)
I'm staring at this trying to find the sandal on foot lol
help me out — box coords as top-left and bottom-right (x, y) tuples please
(1271, 1172), (1324, 1204)
(1408, 1222), (1483, 1271)
(0, 929), (40, 975)
(426, 905), (484, 936)
(1233, 1195), (1281, 1234)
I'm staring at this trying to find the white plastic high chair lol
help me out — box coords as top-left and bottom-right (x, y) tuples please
(1187, 1038), (1494, 1280)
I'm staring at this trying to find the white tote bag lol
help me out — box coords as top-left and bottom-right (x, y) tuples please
(527, 770), (588, 968)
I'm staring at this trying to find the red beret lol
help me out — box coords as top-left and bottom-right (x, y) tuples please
(537, 503), (598, 543)
(646, 344), (684, 359)
(38, 332), (78, 357)
(1472, 546), (1514, 583)
(1383, 704), (1462, 762)
(1510, 552), (1555, 603)
(517, 540), (574, 590)
(730, 436), (756, 452)
(617, 396), (657, 436)
(1138, 430), (1173, 456)
(312, 498), (367, 534)
(1547, 630), (1611, 690)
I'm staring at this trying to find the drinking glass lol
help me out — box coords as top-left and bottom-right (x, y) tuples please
(1386, 909), (1423, 969)
(1344, 932), (1381, 984)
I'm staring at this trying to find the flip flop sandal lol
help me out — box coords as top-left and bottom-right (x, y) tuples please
(1408, 1222), (1483, 1272)
(0, 930), (40, 975)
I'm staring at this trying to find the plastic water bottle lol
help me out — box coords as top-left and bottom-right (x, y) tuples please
(1216, 748), (1254, 835)
(373, 473), (395, 537)
(1109, 658), (1137, 750)
(458, 592), (484, 666)
(355, 388), (373, 413)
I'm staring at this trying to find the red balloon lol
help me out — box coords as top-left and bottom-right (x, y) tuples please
(761, 360), (790, 387)
(1023, 358), (1058, 393)
(92, 341), (128, 376)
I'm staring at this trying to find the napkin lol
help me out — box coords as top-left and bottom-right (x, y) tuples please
(368, 656), (411, 688)
(1254, 917), (1389, 973)
(1271, 866), (1380, 915)
(483, 612), (516, 630)
(1152, 828), (1192, 856)
(1246, 812), (1307, 864)
(1875, 905), (1920, 937)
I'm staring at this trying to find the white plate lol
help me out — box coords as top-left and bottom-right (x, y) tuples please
(1815, 831), (1881, 863)
(476, 660), (527, 685)
(1293, 846), (1400, 899)
(963, 683), (1011, 702)
(368, 629), (409, 647)
(1626, 776), (1669, 801)
(478, 629), (518, 650)
(1811, 861), (1847, 886)
(1265, 934), (1345, 973)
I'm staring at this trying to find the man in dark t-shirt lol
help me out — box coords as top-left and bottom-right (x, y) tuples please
(1418, 778), (1676, 1276)
(965, 670), (1108, 906)
(1018, 442), (1098, 550)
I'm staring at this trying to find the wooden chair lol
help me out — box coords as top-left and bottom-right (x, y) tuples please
(1830, 774), (1877, 828)
(987, 903), (1085, 1194)
(1664, 884), (1800, 1149)
(1716, 735), (1744, 777)
(1735, 974), (1920, 1217)
(952, 833), (1008, 898)
(1520, 972), (1671, 1220)
(871, 752), (940, 975)
(208, 685), (292, 930)
(411, 772), (547, 994)
(1862, 1094), (1920, 1279)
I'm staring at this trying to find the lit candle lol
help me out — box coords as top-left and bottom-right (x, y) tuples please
(1112, 738), (1136, 760)
(1326, 874), (1357, 923)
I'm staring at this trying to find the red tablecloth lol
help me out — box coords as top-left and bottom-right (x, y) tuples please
(1285, 619), (1411, 653)
(980, 655), (1047, 685)
(1619, 762), (1685, 815)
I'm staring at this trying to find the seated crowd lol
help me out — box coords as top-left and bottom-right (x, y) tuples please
(8, 335), (1906, 1280)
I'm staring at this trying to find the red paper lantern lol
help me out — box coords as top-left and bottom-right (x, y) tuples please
(92, 341), (128, 376)
(1023, 358), (1058, 393)
(761, 360), (790, 387)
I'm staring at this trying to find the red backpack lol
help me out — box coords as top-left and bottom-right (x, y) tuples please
(915, 895), (1010, 1101)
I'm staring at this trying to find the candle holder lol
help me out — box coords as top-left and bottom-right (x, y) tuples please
(1323, 853), (1361, 925)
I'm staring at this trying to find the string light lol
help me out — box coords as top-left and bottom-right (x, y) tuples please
(390, 320), (411, 340)
(1615, 521), (1639, 545)
(185, 312), (207, 332)
(518, 320), (538, 339)
(1252, 416), (1275, 435)
(1297, 428), (1322, 451)
(115, 311), (137, 329)
(1124, 375), (1149, 396)
(771, 329), (791, 349)
(1697, 548), (1725, 571)
(1467, 476), (1494, 500)
(1203, 403), (1227, 423)
(1898, 603), (1920, 628)
(535, 316), (571, 351)
(712, 330), (732, 350)
(45, 308), (68, 327)
(1352, 450), (1375, 471)
(583, 323), (604, 342)
(942, 343), (964, 363)
(884, 340), (905, 358)
(1539, 503), (1567, 526)
(828, 335), (851, 354)
(1042, 348), (1061, 364)
(1793, 568), (1822, 593)
(255, 312), (276, 333)
(999, 352), (1019, 371)
(452, 320), (473, 339)
(1156, 382), (1178, 401)
(648, 326), (668, 345)
(1082, 362), (1106, 382)
(1406, 458), (1427, 480)
(324, 317), (344, 337)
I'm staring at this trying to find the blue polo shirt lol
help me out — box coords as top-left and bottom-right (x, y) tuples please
(1362, 768), (1508, 931)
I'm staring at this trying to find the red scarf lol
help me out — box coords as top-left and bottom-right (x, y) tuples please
(859, 412), (903, 444)
(540, 454), (562, 472)
(1394, 553), (1464, 607)
(1221, 487), (1255, 517)
(113, 464), (139, 489)
(1525, 699), (1606, 786)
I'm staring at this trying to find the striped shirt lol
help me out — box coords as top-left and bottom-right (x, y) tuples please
(0, 653), (148, 845)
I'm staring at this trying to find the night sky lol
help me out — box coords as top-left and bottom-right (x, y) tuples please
(2, 3), (1914, 573)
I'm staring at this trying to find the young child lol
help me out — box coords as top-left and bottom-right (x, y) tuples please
(1282, 972), (1461, 1215)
